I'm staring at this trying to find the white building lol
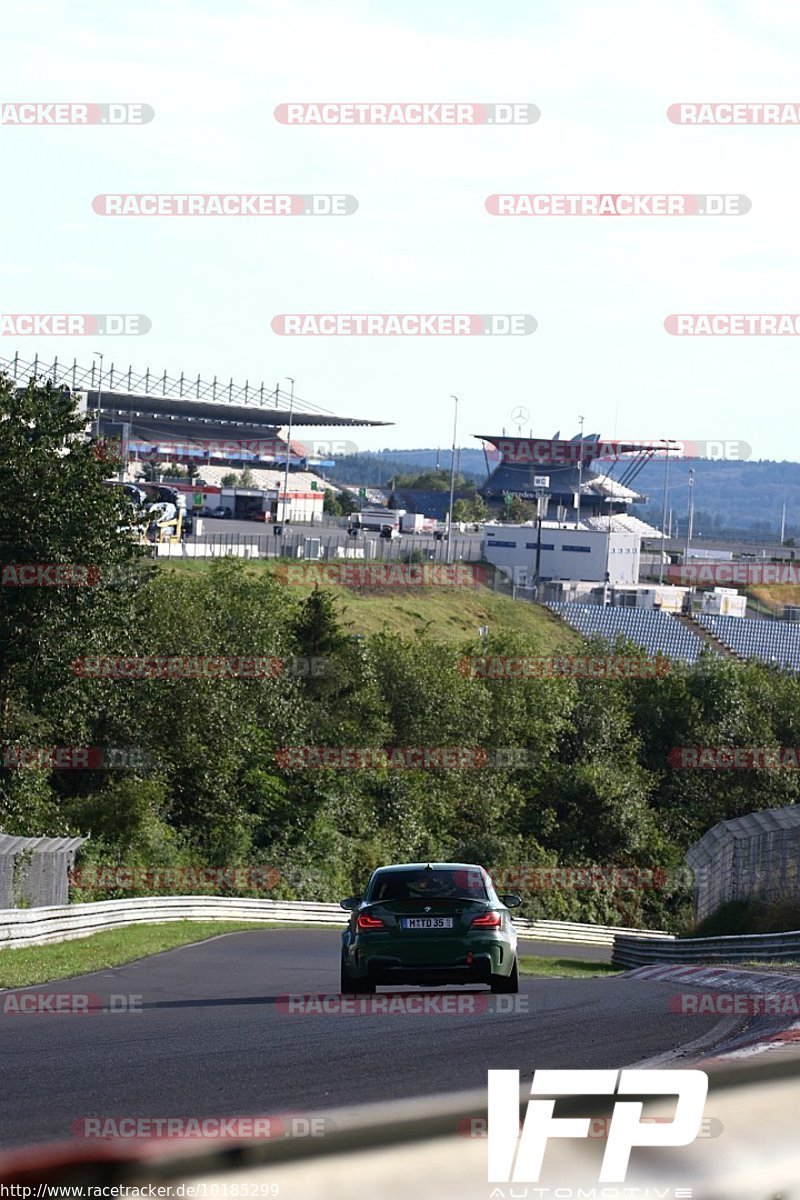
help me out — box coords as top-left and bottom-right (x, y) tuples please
(482, 522), (639, 586)
(696, 587), (746, 618)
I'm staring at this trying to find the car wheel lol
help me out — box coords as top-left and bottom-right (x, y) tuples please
(490, 955), (519, 994)
(340, 958), (376, 994)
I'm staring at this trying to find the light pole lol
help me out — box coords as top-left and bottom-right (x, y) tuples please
(282, 377), (295, 524)
(684, 468), (695, 564)
(603, 499), (612, 605)
(658, 445), (670, 583)
(447, 394), (459, 562)
(93, 351), (104, 440)
(576, 415), (585, 528)
(533, 490), (548, 593)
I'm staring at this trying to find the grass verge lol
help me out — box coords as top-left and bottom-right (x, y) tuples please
(519, 955), (620, 978)
(0, 920), (327, 988)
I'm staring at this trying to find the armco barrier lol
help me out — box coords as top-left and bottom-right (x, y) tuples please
(514, 919), (669, 946)
(613, 928), (800, 969)
(0, 896), (666, 951)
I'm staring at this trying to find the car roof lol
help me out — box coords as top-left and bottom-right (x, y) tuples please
(369, 863), (486, 874)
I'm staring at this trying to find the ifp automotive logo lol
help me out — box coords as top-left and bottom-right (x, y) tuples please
(487, 1068), (707, 1187)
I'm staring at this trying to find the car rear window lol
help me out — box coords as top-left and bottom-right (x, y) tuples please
(367, 868), (488, 902)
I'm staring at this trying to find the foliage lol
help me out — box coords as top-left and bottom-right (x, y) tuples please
(4, 377), (800, 932)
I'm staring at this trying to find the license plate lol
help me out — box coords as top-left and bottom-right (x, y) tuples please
(400, 917), (454, 930)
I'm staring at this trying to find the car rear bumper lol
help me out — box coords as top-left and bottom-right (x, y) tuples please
(364, 954), (496, 985)
(346, 936), (513, 982)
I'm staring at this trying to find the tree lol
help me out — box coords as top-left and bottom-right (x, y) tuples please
(453, 494), (489, 523)
(501, 496), (535, 523)
(239, 466), (255, 488)
(221, 473), (238, 487)
(138, 460), (163, 483)
(323, 489), (342, 516)
(389, 469), (471, 492)
(337, 489), (359, 516)
(0, 372), (144, 749)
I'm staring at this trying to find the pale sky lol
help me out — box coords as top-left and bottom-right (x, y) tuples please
(3, 0), (800, 460)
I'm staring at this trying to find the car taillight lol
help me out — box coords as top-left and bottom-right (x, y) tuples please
(471, 911), (503, 928)
(357, 913), (385, 931)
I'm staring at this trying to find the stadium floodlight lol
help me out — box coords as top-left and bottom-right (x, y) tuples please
(282, 377), (295, 524)
(576, 415), (585, 527)
(92, 351), (104, 439)
(447, 395), (459, 562)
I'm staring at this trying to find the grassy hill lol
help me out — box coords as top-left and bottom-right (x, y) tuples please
(745, 584), (800, 616)
(158, 558), (582, 649)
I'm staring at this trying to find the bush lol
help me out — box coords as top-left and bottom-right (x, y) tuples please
(685, 898), (800, 938)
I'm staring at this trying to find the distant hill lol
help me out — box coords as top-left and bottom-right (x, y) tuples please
(328, 449), (800, 540)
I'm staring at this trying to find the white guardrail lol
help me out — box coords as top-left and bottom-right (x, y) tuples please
(0, 897), (668, 951)
(613, 929), (800, 969)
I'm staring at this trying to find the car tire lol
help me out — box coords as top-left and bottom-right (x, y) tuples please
(340, 958), (376, 994)
(490, 955), (519, 994)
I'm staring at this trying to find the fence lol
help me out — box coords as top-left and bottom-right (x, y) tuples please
(685, 806), (800, 920)
(182, 530), (484, 565)
(0, 896), (663, 950)
(0, 836), (87, 909)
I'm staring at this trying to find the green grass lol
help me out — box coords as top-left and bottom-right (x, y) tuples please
(0, 920), (313, 988)
(518, 955), (621, 978)
(158, 558), (583, 647)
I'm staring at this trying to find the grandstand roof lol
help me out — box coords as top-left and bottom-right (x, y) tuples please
(582, 513), (664, 538)
(584, 472), (646, 503)
(94, 392), (388, 429)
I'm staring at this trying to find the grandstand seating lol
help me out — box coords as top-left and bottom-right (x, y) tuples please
(696, 613), (800, 670)
(548, 602), (709, 664)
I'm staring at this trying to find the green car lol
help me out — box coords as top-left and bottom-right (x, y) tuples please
(339, 862), (522, 994)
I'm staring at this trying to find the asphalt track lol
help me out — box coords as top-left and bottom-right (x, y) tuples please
(0, 928), (748, 1150)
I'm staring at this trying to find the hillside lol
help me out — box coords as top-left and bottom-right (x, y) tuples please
(159, 559), (582, 648)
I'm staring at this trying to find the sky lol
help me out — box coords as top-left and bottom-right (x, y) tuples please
(2, 0), (800, 460)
